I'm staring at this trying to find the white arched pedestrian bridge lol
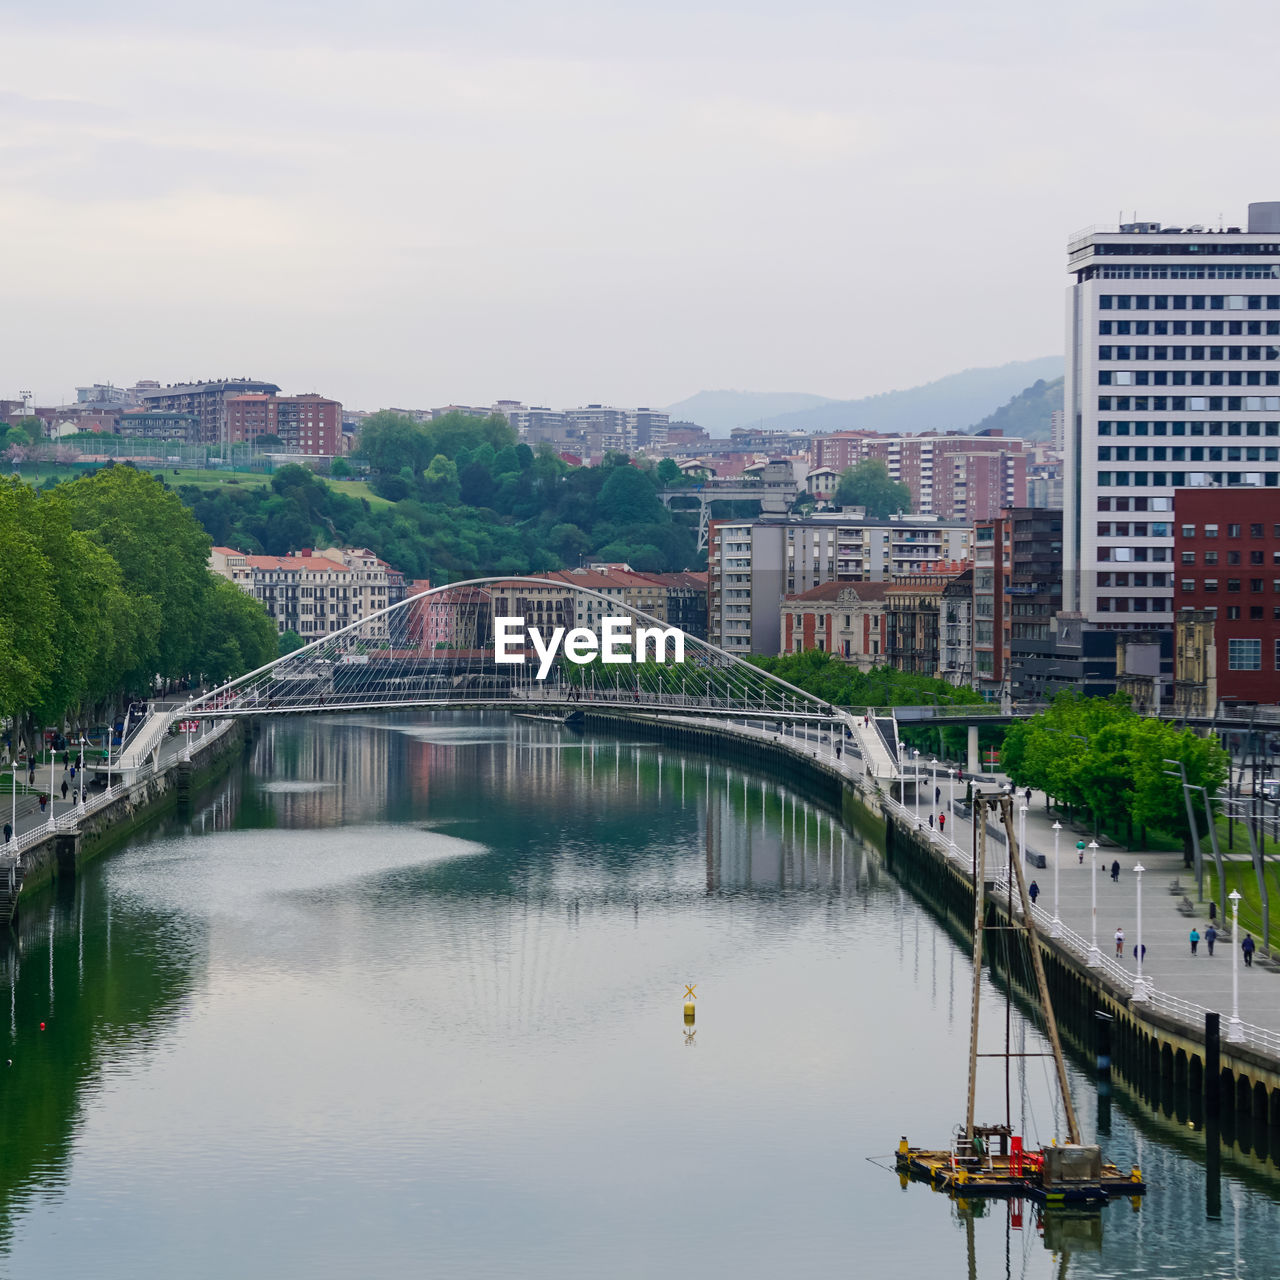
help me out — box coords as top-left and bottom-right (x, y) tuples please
(139, 577), (900, 780)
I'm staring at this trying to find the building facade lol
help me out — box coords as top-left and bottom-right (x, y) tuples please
(140, 379), (280, 447)
(226, 393), (342, 454)
(1064, 202), (1280, 630)
(1173, 488), (1280, 704)
(780, 582), (890, 667)
(116, 411), (201, 443)
(708, 514), (972, 655)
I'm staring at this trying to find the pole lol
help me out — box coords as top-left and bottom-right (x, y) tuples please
(47, 745), (55, 829)
(1198, 784), (1226, 920)
(1051, 820), (1062, 937)
(1228, 890), (1244, 1043)
(1088, 840), (1101, 966)
(1019, 805), (1027, 871)
(1133, 863), (1148, 1000)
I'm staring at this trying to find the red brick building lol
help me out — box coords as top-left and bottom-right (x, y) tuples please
(226, 392), (342, 454)
(1174, 489), (1280, 703)
(780, 581), (891, 667)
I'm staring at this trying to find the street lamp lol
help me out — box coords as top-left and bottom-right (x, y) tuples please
(1228, 889), (1244, 1043)
(1132, 863), (1149, 1001)
(1051, 820), (1062, 937)
(1087, 840), (1101, 966)
(948, 767), (957, 853)
(1019, 804), (1028, 871)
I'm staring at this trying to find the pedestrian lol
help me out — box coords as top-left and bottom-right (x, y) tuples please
(26, 766), (34, 786)
(1205, 924), (1217, 956)
(1078, 841), (1085, 865)
(1209, 900), (1217, 922)
(1115, 926), (1125, 956)
(1111, 859), (1120, 882)
(62, 750), (69, 768)
(69, 764), (76, 781)
(939, 812), (946, 835)
(1133, 943), (1147, 963)
(1190, 927), (1200, 956)
(2, 822), (10, 844)
(1029, 880), (1040, 905)
(934, 785), (941, 805)
(38, 793), (47, 813)
(1025, 787), (1032, 807)
(1243, 934), (1256, 968)
(60, 779), (68, 800)
(928, 812), (934, 829)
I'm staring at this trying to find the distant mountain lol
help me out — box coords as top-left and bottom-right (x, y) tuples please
(662, 390), (836, 436)
(745, 357), (1064, 437)
(968, 376), (1064, 440)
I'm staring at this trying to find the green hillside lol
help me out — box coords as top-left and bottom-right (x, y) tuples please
(967, 376), (1063, 440)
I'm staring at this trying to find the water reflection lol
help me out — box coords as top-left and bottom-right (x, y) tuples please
(0, 713), (1277, 1279)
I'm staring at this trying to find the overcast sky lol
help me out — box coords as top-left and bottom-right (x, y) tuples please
(2, 0), (1278, 411)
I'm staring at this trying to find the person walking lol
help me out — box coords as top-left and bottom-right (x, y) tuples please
(928, 812), (934, 829)
(38, 793), (47, 813)
(938, 812), (946, 836)
(1205, 924), (1217, 956)
(1029, 880), (1040, 905)
(934, 785), (941, 805)
(1024, 787), (1032, 807)
(1078, 840), (1085, 865)
(1243, 934), (1256, 968)
(1190, 927), (1200, 956)
(1209, 900), (1217, 923)
(3, 822), (10, 844)
(60, 778), (68, 801)
(1133, 943), (1147, 963)
(1115, 926), (1125, 957)
(1111, 859), (1121, 883)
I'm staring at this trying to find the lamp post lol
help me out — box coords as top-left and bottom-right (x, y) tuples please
(1228, 890), (1244, 1043)
(1132, 863), (1148, 1001)
(1087, 840), (1101, 966)
(1051, 820), (1062, 937)
(1019, 804), (1028, 869)
(948, 767), (957, 853)
(930, 756), (938, 820)
(47, 745), (55, 831)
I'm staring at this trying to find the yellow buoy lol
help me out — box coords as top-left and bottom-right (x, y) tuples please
(683, 1002), (696, 1021)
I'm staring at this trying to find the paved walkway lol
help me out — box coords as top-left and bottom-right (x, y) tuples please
(907, 763), (1280, 1038)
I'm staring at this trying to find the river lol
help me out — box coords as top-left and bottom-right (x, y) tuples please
(1, 713), (1277, 1279)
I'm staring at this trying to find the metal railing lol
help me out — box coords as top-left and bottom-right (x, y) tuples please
(883, 792), (1280, 1062)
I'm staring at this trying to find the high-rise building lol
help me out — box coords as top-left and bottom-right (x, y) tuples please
(1063, 201), (1280, 630)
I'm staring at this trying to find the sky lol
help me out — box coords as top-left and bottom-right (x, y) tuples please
(2, 0), (1279, 412)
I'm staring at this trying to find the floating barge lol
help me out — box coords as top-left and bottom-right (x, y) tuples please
(894, 792), (1147, 1208)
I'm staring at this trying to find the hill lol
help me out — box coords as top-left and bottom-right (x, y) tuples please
(747, 357), (1064, 436)
(967, 375), (1063, 440)
(662, 389), (836, 435)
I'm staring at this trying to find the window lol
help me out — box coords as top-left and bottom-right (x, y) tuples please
(1227, 606), (1241, 620)
(1205, 551), (1219, 565)
(1181, 579), (1196, 593)
(1205, 524), (1219, 538)
(1252, 523), (1265, 538)
(1204, 579), (1219, 592)
(1181, 524), (1196, 538)
(1228, 523), (1242, 538)
(1182, 552), (1196, 564)
(1228, 579), (1242, 592)
(1253, 579), (1266, 592)
(1228, 638), (1262, 671)
(1275, 639), (1280, 671)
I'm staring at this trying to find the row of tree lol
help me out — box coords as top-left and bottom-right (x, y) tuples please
(1000, 693), (1229, 851)
(0, 469), (278, 749)
(747, 649), (980, 710)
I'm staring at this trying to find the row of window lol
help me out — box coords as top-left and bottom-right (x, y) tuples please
(1097, 573), (1168, 587)
(1095, 597), (1171, 613)
(1095, 497), (1172, 512)
(1101, 372), (1280, 387)
(1099, 420), (1280, 436)
(1096, 547), (1170, 562)
(1100, 320), (1280, 336)
(1181, 579), (1280, 593)
(1100, 447), (1280, 462)
(1217, 607), (1280, 622)
(1097, 471), (1279, 487)
(1097, 522), (1171, 536)
(1183, 552), (1280, 566)
(1099, 293), (1280, 309)
(1100, 347), (1280, 362)
(1180, 523), (1280, 539)
(1098, 394), (1280, 410)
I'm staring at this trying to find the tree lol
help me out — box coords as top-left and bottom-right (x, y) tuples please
(422, 454), (460, 504)
(656, 458), (681, 486)
(329, 458), (352, 478)
(598, 464), (662, 524)
(254, 433), (284, 450)
(199, 574), (279, 687)
(279, 629), (305, 656)
(0, 479), (57, 724)
(835, 459), (911, 517)
(356, 412), (435, 477)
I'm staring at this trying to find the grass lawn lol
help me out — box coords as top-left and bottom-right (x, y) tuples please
(1214, 812), (1280, 859)
(1206, 860), (1280, 951)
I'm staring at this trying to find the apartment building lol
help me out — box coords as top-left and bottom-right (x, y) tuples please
(226, 393), (343, 455)
(708, 514), (972, 654)
(886, 567), (967, 677)
(808, 430), (1027, 520)
(1064, 201), (1280, 629)
(139, 378), (280, 447)
(116, 411), (201, 443)
(209, 545), (399, 638)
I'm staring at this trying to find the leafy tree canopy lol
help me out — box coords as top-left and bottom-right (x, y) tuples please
(835, 459), (912, 518)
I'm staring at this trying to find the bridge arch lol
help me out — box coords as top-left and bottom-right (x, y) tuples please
(176, 576), (844, 725)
